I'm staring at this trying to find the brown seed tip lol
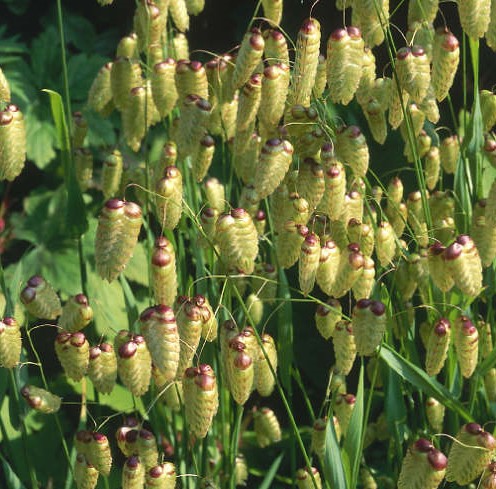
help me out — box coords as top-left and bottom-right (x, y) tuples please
(370, 300), (386, 316)
(396, 47), (411, 60)
(346, 26), (361, 38)
(414, 438), (433, 452)
(465, 422), (482, 435)
(119, 341), (138, 358)
(105, 198), (125, 210)
(126, 456), (140, 469)
(301, 18), (320, 35)
(411, 45), (425, 57)
(330, 28), (347, 41)
(427, 449), (447, 470)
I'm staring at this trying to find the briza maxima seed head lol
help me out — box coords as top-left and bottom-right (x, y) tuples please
(397, 438), (447, 489)
(427, 242), (454, 292)
(145, 462), (176, 488)
(169, 0), (190, 32)
(263, 28), (289, 66)
(58, 294), (93, 332)
(335, 125), (369, 178)
(0, 66), (11, 101)
(332, 321), (357, 375)
(425, 318), (451, 376)
(0, 317), (21, 368)
(458, 0), (491, 39)
(453, 315), (479, 378)
(253, 406), (282, 447)
(151, 236), (178, 307)
(140, 305), (180, 382)
(151, 59), (178, 119)
(262, 0), (283, 26)
(20, 275), (62, 319)
(193, 294), (218, 342)
(20, 384), (61, 413)
(311, 417), (327, 458)
(480, 462), (496, 489)
(298, 232), (320, 295)
(432, 27), (459, 102)
(227, 337), (254, 405)
(232, 28), (265, 93)
(88, 343), (117, 394)
(74, 452), (99, 489)
(122, 455), (144, 489)
(425, 397), (445, 433)
(314, 298), (342, 339)
(116, 333), (152, 396)
(55, 331), (90, 381)
(446, 423), (496, 485)
(0, 105), (27, 182)
(254, 333), (278, 397)
(352, 299), (386, 356)
(183, 364), (218, 439)
(296, 467), (322, 489)
(136, 429), (158, 470)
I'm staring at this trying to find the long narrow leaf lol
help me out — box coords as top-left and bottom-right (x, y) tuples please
(0, 454), (27, 489)
(258, 452), (284, 489)
(323, 415), (349, 489)
(380, 345), (472, 421)
(43, 89), (88, 237)
(343, 362), (364, 488)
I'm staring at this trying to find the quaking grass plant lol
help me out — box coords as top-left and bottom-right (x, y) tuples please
(2, 0), (496, 488)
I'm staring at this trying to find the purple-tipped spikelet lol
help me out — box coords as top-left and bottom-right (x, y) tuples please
(318, 158), (346, 220)
(231, 28), (265, 93)
(453, 315), (479, 378)
(334, 393), (356, 435)
(145, 462), (176, 488)
(88, 62), (113, 114)
(20, 384), (61, 413)
(55, 331), (90, 381)
(315, 237), (340, 295)
(151, 237), (178, 306)
(183, 364), (218, 438)
(74, 148), (93, 191)
(352, 255), (376, 300)
(151, 59), (178, 119)
(174, 59), (209, 102)
(136, 429), (158, 470)
(439, 135), (460, 174)
(140, 305), (180, 382)
(193, 294), (218, 342)
(259, 63), (290, 134)
(425, 318), (451, 376)
(254, 333), (278, 397)
(352, 299), (386, 356)
(458, 0), (491, 39)
(155, 166), (183, 230)
(261, 0), (283, 26)
(296, 467), (322, 489)
(83, 432), (112, 476)
(296, 157), (325, 212)
(397, 438), (447, 489)
(311, 417), (327, 458)
(101, 149), (123, 200)
(227, 337), (254, 405)
(427, 242), (454, 292)
(122, 455), (145, 489)
(74, 452), (99, 489)
(253, 406), (282, 447)
(332, 321), (357, 375)
(192, 134), (215, 182)
(116, 333), (152, 396)
(0, 105), (27, 182)
(263, 28), (289, 66)
(20, 275), (61, 319)
(326, 27), (364, 106)
(298, 232), (321, 295)
(432, 27), (459, 102)
(169, 0), (189, 32)
(88, 343), (117, 394)
(0, 317), (21, 368)
(58, 294), (93, 333)
(446, 423), (496, 485)
(425, 397), (445, 432)
(314, 298), (342, 339)
(331, 243), (365, 298)
(335, 125), (369, 177)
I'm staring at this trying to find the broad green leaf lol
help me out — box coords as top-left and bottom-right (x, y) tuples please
(258, 453), (284, 489)
(44, 89), (88, 237)
(277, 269), (293, 394)
(385, 364), (409, 446)
(25, 114), (57, 169)
(380, 345), (472, 421)
(323, 415), (349, 489)
(85, 109), (116, 147)
(0, 453), (27, 489)
(343, 362), (364, 488)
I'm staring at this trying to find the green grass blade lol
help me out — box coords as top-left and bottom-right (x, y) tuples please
(277, 268), (293, 394)
(343, 361), (364, 489)
(0, 453), (27, 489)
(258, 452), (284, 489)
(43, 89), (88, 238)
(323, 415), (349, 489)
(380, 345), (472, 422)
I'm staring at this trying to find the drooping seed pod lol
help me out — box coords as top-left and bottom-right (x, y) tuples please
(72, 112), (87, 149)
(145, 462), (176, 488)
(254, 333), (277, 397)
(478, 318), (493, 360)
(312, 54), (327, 98)
(110, 57), (142, 112)
(234, 454), (248, 487)
(427, 242), (453, 292)
(232, 28), (265, 93)
(432, 27), (460, 102)
(331, 243), (365, 298)
(261, 0), (283, 26)
(183, 364), (218, 438)
(140, 305), (180, 382)
(0, 66), (11, 102)
(397, 438), (447, 489)
(245, 293), (263, 326)
(445, 235), (483, 297)
(408, 0), (439, 24)
(253, 406), (282, 447)
(263, 28), (289, 65)
(352, 299), (387, 356)
(134, 1), (166, 53)
(362, 97), (387, 144)
(388, 81), (409, 129)
(84, 432), (112, 476)
(453, 315), (479, 378)
(424, 146), (440, 191)
(74, 453), (99, 489)
(327, 27), (364, 106)
(289, 18), (321, 107)
(55, 331), (89, 382)
(298, 232), (321, 295)
(296, 157), (325, 212)
(117, 334), (152, 396)
(58, 294), (93, 333)
(122, 455), (145, 489)
(311, 417), (327, 458)
(276, 222), (309, 270)
(254, 210), (266, 236)
(20, 275), (61, 319)
(236, 74), (262, 134)
(334, 393), (355, 435)
(0, 317), (21, 369)
(169, 0), (189, 31)
(226, 337), (254, 405)
(252, 138), (294, 200)
(0, 105), (26, 181)
(335, 125), (369, 177)
(399, 103), (425, 141)
(425, 318), (451, 376)
(20, 384), (61, 413)
(352, 0), (389, 47)
(193, 294), (218, 342)
(116, 33), (138, 58)
(101, 149), (123, 199)
(446, 423), (496, 485)
(88, 62), (114, 115)
(439, 135), (460, 174)
(375, 221), (396, 267)
(175, 60), (208, 102)
(175, 298), (203, 378)
(426, 397), (445, 432)
(191, 134), (215, 182)
(88, 343), (117, 394)
(203, 176), (225, 213)
(150, 237), (177, 306)
(185, 0), (204, 15)
(458, 0), (491, 39)
(251, 262), (278, 303)
(332, 321), (357, 375)
(150, 59), (178, 119)
(296, 467), (322, 489)
(352, 255), (376, 300)
(155, 166), (183, 231)
(347, 220), (374, 257)
(315, 298), (341, 339)
(135, 429), (158, 470)
(408, 45), (431, 104)
(318, 158), (346, 220)
(73, 148), (93, 191)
